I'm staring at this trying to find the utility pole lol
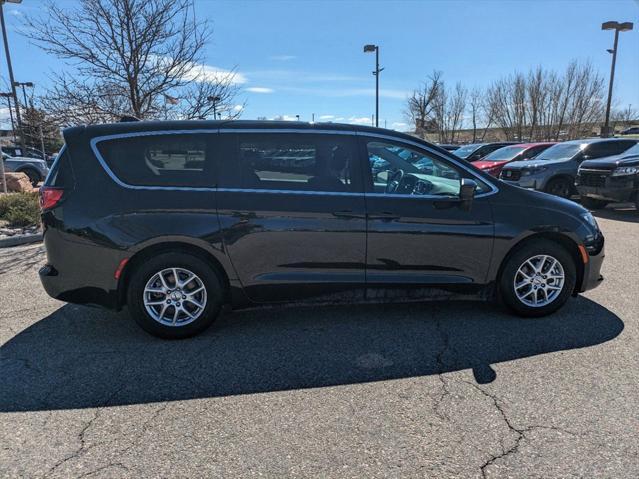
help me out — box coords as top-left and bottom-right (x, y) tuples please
(0, 92), (16, 141)
(0, 143), (6, 193)
(0, 1), (26, 153)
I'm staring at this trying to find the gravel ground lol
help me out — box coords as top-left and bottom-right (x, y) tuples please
(1, 207), (638, 478)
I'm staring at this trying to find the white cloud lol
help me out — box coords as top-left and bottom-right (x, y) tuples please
(246, 87), (274, 94)
(319, 115), (335, 120)
(346, 116), (373, 126)
(182, 62), (247, 84)
(233, 104), (244, 112)
(391, 122), (409, 131)
(150, 55), (247, 85)
(270, 55), (296, 62)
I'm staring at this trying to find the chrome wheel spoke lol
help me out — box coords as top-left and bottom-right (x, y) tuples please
(143, 267), (207, 327)
(514, 254), (565, 308)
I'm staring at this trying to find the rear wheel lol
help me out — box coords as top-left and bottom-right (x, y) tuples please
(581, 197), (608, 210)
(21, 168), (41, 187)
(499, 240), (576, 317)
(545, 177), (572, 198)
(127, 252), (223, 339)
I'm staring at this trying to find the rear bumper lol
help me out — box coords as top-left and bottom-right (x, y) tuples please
(39, 228), (123, 310)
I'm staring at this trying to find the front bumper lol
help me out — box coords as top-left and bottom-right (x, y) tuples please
(578, 240), (605, 293)
(501, 175), (544, 190)
(576, 177), (637, 203)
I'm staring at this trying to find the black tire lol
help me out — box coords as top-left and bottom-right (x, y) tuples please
(126, 252), (223, 339)
(499, 239), (576, 317)
(20, 168), (41, 187)
(544, 177), (572, 199)
(581, 197), (609, 210)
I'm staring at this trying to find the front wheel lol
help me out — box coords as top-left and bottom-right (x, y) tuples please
(545, 177), (572, 198)
(127, 252), (223, 339)
(499, 240), (576, 317)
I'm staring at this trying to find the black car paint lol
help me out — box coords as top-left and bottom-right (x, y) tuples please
(39, 121), (604, 312)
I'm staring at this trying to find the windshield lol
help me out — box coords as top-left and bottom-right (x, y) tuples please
(453, 144), (481, 159)
(535, 143), (583, 161)
(621, 143), (639, 157)
(482, 146), (526, 162)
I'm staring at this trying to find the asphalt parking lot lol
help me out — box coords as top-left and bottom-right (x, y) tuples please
(1, 206), (638, 478)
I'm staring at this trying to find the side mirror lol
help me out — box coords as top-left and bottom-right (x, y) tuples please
(459, 178), (477, 211)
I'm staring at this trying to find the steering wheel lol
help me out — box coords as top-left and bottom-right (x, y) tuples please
(386, 169), (405, 194)
(413, 178), (435, 195)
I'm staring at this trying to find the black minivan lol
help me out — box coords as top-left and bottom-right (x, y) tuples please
(40, 121), (605, 338)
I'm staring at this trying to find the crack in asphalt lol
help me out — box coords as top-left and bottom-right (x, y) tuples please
(433, 317), (452, 422)
(43, 385), (126, 478)
(461, 379), (580, 478)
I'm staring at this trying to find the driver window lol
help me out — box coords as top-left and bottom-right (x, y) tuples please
(366, 141), (462, 196)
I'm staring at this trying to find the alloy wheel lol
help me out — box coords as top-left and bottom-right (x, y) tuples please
(143, 267), (207, 327)
(513, 254), (565, 307)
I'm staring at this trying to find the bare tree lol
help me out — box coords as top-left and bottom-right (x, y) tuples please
(405, 71), (442, 137)
(24, 0), (241, 125)
(447, 82), (467, 143)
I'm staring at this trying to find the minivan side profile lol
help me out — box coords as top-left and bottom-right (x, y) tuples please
(39, 121), (605, 338)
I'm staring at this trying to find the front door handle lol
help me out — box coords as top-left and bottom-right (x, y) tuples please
(333, 210), (365, 219)
(368, 212), (400, 221)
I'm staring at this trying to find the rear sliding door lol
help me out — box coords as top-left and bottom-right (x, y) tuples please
(216, 131), (367, 303)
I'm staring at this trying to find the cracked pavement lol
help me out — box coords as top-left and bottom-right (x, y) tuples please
(1, 208), (638, 477)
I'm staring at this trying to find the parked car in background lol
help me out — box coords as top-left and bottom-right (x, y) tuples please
(500, 138), (638, 198)
(1, 152), (49, 186)
(473, 142), (555, 177)
(576, 142), (639, 210)
(436, 144), (460, 151)
(39, 120), (605, 339)
(2, 145), (50, 162)
(453, 142), (518, 162)
(620, 126), (639, 135)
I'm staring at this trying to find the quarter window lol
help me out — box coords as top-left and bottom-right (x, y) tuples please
(237, 134), (358, 192)
(97, 134), (213, 187)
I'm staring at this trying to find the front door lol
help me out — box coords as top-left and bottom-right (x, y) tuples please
(216, 131), (367, 303)
(361, 137), (495, 288)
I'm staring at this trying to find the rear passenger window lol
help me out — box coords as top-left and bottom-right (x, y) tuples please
(97, 134), (214, 187)
(235, 134), (359, 192)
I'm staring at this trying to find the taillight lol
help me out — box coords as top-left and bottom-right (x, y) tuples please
(40, 187), (64, 210)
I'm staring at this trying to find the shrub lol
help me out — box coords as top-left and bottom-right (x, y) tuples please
(0, 192), (41, 227)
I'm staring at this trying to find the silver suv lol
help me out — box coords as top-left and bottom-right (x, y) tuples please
(1, 152), (49, 186)
(500, 138), (637, 198)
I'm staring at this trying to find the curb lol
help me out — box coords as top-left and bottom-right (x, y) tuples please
(0, 233), (43, 248)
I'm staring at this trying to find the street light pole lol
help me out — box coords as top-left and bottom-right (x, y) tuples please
(0, 0), (26, 152)
(207, 95), (221, 120)
(601, 21), (634, 138)
(364, 44), (383, 128)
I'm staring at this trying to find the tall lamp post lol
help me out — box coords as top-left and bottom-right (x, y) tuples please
(14, 81), (33, 107)
(601, 21), (634, 138)
(207, 95), (221, 119)
(0, 0), (25, 152)
(364, 44), (383, 127)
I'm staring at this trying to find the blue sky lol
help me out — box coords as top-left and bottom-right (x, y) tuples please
(2, 0), (638, 130)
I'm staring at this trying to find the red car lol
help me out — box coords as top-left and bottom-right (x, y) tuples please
(473, 142), (556, 177)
